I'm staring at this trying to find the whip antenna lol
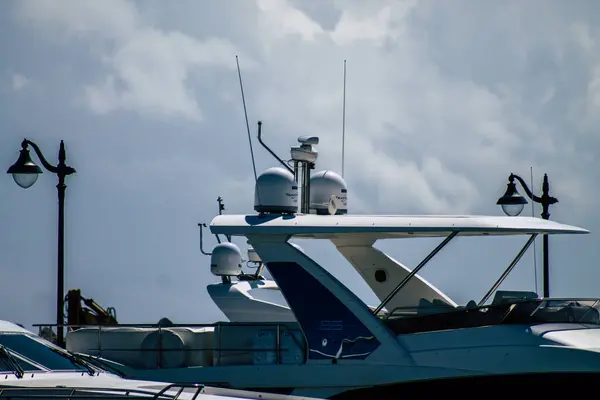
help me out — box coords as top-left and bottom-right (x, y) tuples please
(236, 55), (258, 183)
(530, 166), (539, 294)
(341, 59), (347, 178)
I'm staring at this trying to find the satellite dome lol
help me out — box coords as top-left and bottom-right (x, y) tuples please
(210, 242), (243, 277)
(310, 170), (348, 215)
(254, 167), (298, 214)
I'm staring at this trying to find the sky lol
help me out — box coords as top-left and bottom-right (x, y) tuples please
(1, 0), (600, 331)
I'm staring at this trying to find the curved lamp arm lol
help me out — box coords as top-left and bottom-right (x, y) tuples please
(510, 173), (542, 203)
(23, 139), (76, 176)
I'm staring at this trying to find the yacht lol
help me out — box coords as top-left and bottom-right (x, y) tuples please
(200, 199), (457, 324)
(0, 320), (319, 399)
(64, 136), (600, 398)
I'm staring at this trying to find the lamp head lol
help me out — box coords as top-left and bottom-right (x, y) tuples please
(496, 175), (527, 217)
(7, 142), (42, 189)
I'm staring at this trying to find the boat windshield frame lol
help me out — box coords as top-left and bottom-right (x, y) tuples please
(0, 332), (98, 377)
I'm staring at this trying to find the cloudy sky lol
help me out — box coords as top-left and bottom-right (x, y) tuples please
(1, 0), (599, 331)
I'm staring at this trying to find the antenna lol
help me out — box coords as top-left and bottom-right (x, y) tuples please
(530, 166), (539, 294)
(217, 196), (225, 215)
(236, 55), (259, 183)
(341, 59), (347, 178)
(257, 121), (293, 173)
(217, 196), (231, 242)
(198, 196), (230, 256)
(198, 223), (213, 255)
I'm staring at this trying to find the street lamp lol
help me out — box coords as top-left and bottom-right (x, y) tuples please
(7, 139), (76, 348)
(496, 173), (558, 298)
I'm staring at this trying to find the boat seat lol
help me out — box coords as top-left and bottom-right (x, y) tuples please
(416, 298), (455, 315)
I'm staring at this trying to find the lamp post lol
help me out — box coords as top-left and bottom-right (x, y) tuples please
(7, 139), (76, 348)
(496, 173), (558, 298)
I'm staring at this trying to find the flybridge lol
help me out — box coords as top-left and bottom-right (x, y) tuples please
(208, 130), (590, 325)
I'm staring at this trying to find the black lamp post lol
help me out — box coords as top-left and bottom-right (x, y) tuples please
(496, 173), (558, 298)
(7, 139), (76, 348)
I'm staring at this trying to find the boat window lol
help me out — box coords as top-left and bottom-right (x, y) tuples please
(518, 300), (600, 324)
(0, 334), (86, 372)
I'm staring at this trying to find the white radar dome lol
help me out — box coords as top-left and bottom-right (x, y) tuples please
(210, 242), (243, 277)
(310, 170), (348, 215)
(254, 167), (298, 214)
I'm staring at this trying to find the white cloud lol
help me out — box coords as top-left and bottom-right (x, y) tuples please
(16, 0), (243, 120)
(11, 73), (29, 90)
(6, 0), (600, 327)
(257, 0), (324, 41)
(11, 0), (600, 218)
(330, 0), (416, 45)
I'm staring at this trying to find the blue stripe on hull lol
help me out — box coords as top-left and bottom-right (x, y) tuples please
(267, 261), (380, 360)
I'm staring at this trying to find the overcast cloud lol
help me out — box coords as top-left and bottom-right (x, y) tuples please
(1, 0), (599, 329)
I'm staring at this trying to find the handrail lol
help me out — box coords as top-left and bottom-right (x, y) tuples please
(0, 382), (205, 399)
(383, 297), (600, 321)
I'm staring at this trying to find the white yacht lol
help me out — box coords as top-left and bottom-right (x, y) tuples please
(64, 136), (600, 398)
(0, 320), (319, 399)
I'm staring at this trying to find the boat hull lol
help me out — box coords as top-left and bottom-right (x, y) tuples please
(329, 372), (600, 399)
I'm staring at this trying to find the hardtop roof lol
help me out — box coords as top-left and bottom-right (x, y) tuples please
(210, 214), (589, 239)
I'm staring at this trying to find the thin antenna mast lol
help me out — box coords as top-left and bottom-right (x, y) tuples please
(341, 59), (347, 178)
(236, 55), (258, 183)
(530, 166), (539, 294)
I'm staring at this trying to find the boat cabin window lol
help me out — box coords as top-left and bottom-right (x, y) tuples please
(0, 333), (86, 372)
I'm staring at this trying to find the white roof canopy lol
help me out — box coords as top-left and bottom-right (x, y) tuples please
(210, 214), (589, 240)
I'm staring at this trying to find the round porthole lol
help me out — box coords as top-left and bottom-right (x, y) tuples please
(375, 269), (387, 283)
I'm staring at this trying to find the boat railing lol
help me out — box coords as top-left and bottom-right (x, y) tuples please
(0, 382), (205, 399)
(384, 297), (600, 321)
(32, 322), (306, 368)
(383, 297), (600, 336)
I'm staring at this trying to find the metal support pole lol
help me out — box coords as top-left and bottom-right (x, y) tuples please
(56, 173), (66, 348)
(7, 139), (75, 348)
(478, 234), (538, 306)
(293, 161), (299, 183)
(502, 173), (557, 298)
(540, 173), (551, 298)
(301, 162), (309, 214)
(542, 234), (549, 297)
(373, 231), (458, 315)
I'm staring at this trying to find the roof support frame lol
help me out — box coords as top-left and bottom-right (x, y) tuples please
(372, 231), (459, 315)
(478, 233), (538, 306)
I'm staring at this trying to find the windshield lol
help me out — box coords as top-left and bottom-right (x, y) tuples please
(384, 298), (600, 335)
(0, 333), (88, 373)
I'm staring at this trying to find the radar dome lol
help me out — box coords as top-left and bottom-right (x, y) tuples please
(310, 170), (348, 215)
(210, 242), (243, 277)
(254, 167), (298, 214)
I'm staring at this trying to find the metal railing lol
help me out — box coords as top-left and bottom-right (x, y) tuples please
(383, 297), (600, 323)
(32, 322), (307, 368)
(0, 382), (205, 399)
